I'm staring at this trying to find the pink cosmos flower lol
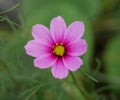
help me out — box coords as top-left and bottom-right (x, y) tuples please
(24, 16), (87, 79)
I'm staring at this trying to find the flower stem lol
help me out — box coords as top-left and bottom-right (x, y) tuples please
(70, 72), (91, 100)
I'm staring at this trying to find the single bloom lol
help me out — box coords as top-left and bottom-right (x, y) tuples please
(24, 16), (87, 79)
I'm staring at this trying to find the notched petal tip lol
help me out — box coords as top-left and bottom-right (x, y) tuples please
(67, 39), (87, 56)
(32, 24), (42, 33)
(24, 42), (33, 57)
(51, 69), (68, 79)
(51, 59), (69, 79)
(53, 16), (64, 20)
(24, 40), (33, 52)
(79, 39), (87, 56)
(63, 56), (83, 72)
(32, 24), (41, 28)
(82, 39), (87, 53)
(24, 40), (50, 57)
(54, 75), (68, 79)
(33, 54), (56, 69)
(32, 24), (51, 42)
(64, 21), (85, 42)
(73, 21), (85, 33)
(53, 73), (68, 79)
(50, 16), (66, 42)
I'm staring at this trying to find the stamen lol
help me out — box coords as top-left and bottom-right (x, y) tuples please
(60, 43), (63, 45)
(53, 43), (65, 56)
(52, 45), (55, 48)
(56, 43), (59, 45)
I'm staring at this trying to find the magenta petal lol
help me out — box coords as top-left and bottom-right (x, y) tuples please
(64, 21), (85, 42)
(51, 58), (68, 79)
(32, 24), (52, 42)
(67, 39), (87, 56)
(63, 55), (83, 71)
(50, 16), (66, 42)
(24, 40), (50, 57)
(34, 54), (57, 69)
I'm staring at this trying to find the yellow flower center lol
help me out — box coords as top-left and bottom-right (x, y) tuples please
(53, 43), (65, 56)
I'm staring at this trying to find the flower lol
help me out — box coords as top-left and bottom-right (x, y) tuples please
(24, 16), (87, 79)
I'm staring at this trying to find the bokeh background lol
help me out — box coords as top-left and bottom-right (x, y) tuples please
(0, 0), (120, 100)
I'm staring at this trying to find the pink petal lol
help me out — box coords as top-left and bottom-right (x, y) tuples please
(51, 58), (68, 79)
(34, 54), (57, 69)
(64, 21), (85, 42)
(50, 16), (66, 43)
(66, 39), (87, 56)
(63, 55), (83, 71)
(24, 40), (51, 57)
(32, 24), (52, 42)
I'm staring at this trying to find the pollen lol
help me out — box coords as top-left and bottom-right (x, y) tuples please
(53, 44), (65, 56)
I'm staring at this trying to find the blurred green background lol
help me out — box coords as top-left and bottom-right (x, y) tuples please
(0, 0), (120, 100)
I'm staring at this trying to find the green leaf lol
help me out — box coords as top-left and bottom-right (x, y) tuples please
(18, 84), (45, 99)
(0, 3), (19, 14)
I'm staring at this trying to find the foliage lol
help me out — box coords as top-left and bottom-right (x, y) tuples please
(0, 0), (120, 100)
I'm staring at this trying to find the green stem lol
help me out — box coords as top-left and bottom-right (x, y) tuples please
(80, 69), (99, 83)
(0, 59), (19, 87)
(70, 72), (91, 100)
(0, 3), (19, 14)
